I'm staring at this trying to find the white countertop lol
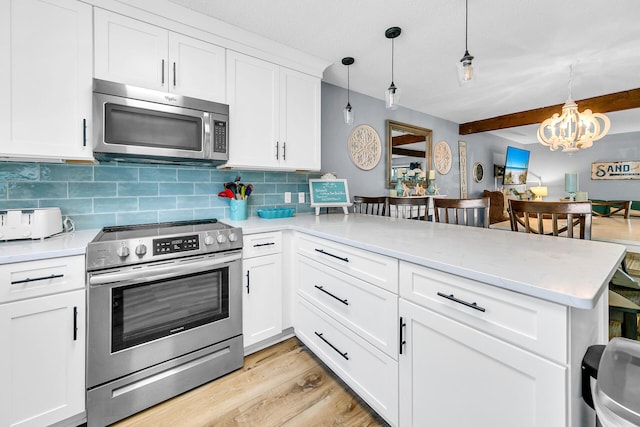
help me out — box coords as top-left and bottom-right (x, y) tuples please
(228, 213), (626, 309)
(0, 229), (98, 264)
(0, 214), (626, 309)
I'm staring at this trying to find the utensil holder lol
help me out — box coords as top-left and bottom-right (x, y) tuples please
(229, 199), (247, 221)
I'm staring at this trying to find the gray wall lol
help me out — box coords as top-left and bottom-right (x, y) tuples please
(322, 82), (640, 202)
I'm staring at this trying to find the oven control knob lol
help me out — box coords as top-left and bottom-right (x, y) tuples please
(117, 245), (130, 258)
(216, 234), (227, 244)
(204, 235), (215, 245)
(228, 233), (238, 242)
(135, 244), (147, 256)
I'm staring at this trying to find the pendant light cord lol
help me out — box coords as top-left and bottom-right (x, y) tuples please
(391, 38), (395, 83)
(568, 64), (573, 100)
(465, 0), (469, 51)
(347, 65), (351, 104)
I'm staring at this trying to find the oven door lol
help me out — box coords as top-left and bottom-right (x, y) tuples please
(86, 251), (242, 388)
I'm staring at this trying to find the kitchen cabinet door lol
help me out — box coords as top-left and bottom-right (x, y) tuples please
(95, 9), (226, 103)
(226, 50), (280, 169)
(169, 32), (226, 103)
(398, 299), (567, 427)
(279, 68), (321, 170)
(0, 0), (93, 162)
(0, 289), (85, 427)
(94, 8), (169, 91)
(242, 253), (283, 347)
(225, 51), (321, 171)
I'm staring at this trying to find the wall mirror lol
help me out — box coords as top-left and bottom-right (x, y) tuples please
(386, 120), (433, 188)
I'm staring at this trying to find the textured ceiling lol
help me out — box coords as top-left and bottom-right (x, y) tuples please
(169, 0), (640, 144)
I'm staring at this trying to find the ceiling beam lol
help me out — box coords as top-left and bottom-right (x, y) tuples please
(392, 134), (426, 146)
(392, 147), (426, 157)
(459, 87), (640, 135)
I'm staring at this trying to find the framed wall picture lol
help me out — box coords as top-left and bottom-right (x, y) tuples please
(473, 162), (485, 183)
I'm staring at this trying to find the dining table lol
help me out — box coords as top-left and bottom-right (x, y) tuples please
(491, 215), (640, 254)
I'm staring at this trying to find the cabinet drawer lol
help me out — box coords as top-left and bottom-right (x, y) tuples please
(296, 233), (398, 293)
(297, 256), (398, 359)
(295, 297), (398, 426)
(0, 255), (85, 303)
(399, 261), (567, 364)
(243, 232), (282, 258)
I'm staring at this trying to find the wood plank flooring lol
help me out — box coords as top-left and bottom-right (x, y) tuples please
(113, 337), (390, 427)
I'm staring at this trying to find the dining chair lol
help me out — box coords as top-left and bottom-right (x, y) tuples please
(508, 199), (593, 239)
(388, 197), (429, 221)
(352, 196), (388, 216)
(591, 200), (631, 218)
(433, 197), (490, 228)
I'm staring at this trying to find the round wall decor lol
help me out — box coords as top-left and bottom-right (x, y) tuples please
(473, 162), (485, 183)
(434, 140), (452, 174)
(348, 124), (381, 170)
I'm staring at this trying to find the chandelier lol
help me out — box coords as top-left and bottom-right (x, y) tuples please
(537, 65), (611, 153)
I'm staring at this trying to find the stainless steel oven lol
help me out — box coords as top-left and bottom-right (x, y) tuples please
(85, 220), (243, 427)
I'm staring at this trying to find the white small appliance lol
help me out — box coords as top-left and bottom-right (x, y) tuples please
(0, 208), (63, 240)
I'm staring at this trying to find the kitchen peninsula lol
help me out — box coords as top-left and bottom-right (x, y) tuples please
(0, 214), (625, 427)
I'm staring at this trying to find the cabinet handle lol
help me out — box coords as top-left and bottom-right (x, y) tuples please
(82, 118), (87, 147)
(437, 292), (486, 312)
(73, 306), (78, 341)
(314, 331), (349, 360)
(246, 270), (250, 294)
(282, 142), (286, 160)
(11, 273), (64, 285)
(253, 242), (275, 247)
(161, 59), (165, 84)
(399, 316), (406, 354)
(314, 248), (349, 263)
(275, 141), (279, 160)
(314, 285), (348, 305)
(173, 62), (176, 87)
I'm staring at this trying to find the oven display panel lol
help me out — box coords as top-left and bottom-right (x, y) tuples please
(153, 235), (199, 255)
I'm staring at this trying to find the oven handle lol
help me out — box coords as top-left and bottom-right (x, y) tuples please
(88, 252), (241, 286)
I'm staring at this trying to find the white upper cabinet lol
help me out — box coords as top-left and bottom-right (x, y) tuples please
(94, 9), (225, 103)
(0, 0), (93, 162)
(226, 50), (321, 171)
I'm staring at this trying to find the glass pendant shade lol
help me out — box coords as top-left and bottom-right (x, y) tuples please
(385, 82), (400, 110)
(343, 102), (354, 124)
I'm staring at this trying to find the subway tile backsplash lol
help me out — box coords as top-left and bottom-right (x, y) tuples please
(0, 161), (319, 230)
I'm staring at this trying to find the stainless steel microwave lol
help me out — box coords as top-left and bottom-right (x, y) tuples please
(93, 79), (228, 165)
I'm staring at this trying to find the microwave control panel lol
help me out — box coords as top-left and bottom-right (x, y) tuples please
(213, 121), (227, 153)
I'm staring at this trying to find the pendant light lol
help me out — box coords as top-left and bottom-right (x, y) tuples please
(342, 57), (355, 125)
(457, 0), (475, 84)
(385, 27), (401, 110)
(537, 65), (611, 153)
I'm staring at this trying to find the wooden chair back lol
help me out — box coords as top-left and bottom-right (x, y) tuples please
(433, 197), (490, 228)
(508, 200), (593, 240)
(388, 197), (429, 221)
(591, 200), (631, 218)
(352, 196), (388, 216)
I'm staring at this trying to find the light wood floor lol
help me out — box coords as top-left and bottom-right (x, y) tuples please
(113, 337), (389, 427)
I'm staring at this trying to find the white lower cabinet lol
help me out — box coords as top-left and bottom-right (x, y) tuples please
(0, 254), (86, 427)
(0, 289), (85, 427)
(294, 234), (398, 426)
(398, 298), (566, 427)
(296, 297), (398, 424)
(242, 232), (283, 349)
